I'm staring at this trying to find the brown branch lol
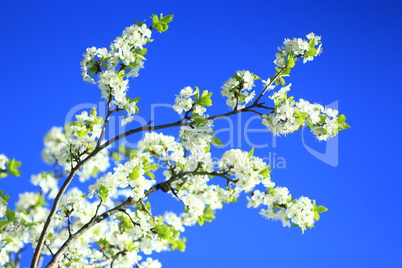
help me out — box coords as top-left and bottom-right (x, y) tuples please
(44, 167), (237, 267)
(33, 85), (275, 267)
(253, 67), (286, 105)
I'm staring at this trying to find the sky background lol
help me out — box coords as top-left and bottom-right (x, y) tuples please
(1, 0), (402, 267)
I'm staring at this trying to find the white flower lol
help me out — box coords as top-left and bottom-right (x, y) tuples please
(164, 212), (185, 232)
(269, 83), (291, 102)
(173, 86), (196, 114)
(180, 86), (195, 98)
(0, 154), (8, 170)
(173, 96), (193, 114)
(140, 257), (162, 268)
(247, 190), (265, 208)
(287, 196), (315, 228)
(42, 127), (68, 164)
(15, 192), (42, 211)
(0, 199), (6, 218)
(31, 172), (59, 199)
(0, 248), (9, 266)
(306, 32), (321, 44)
(221, 70), (257, 109)
(78, 150), (110, 182)
(219, 149), (270, 192)
(60, 188), (87, 213)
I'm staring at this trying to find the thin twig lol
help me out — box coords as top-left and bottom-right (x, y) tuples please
(139, 200), (153, 218)
(118, 208), (140, 226)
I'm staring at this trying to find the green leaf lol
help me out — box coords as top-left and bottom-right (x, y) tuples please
(77, 128), (89, 138)
(339, 122), (351, 130)
(259, 167), (271, 178)
(154, 224), (171, 239)
(151, 14), (159, 25)
(6, 208), (15, 222)
(129, 167), (140, 180)
(204, 143), (210, 153)
(313, 202), (328, 221)
(160, 14), (174, 24)
(211, 137), (223, 146)
(47, 232), (53, 240)
(248, 148), (255, 159)
(197, 215), (204, 226)
(314, 211), (320, 221)
(286, 54), (295, 68)
(0, 191), (10, 204)
(194, 86), (200, 100)
(90, 107), (97, 117)
(89, 65), (98, 76)
(250, 72), (261, 80)
(132, 97), (141, 104)
(203, 206), (215, 223)
(145, 171), (155, 180)
(4, 237), (13, 243)
(117, 70), (125, 81)
(170, 238), (186, 252)
(281, 66), (291, 76)
(151, 14), (173, 33)
(199, 90), (213, 106)
(337, 114), (350, 131)
(308, 38), (316, 48)
(8, 159), (21, 177)
(118, 143), (126, 154)
(0, 220), (9, 229)
(138, 48), (147, 56)
(314, 205), (328, 213)
(306, 47), (317, 57)
(99, 185), (109, 201)
(35, 195), (47, 208)
(193, 114), (206, 127)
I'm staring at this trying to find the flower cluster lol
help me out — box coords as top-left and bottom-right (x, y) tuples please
(0, 191), (51, 266)
(41, 109), (110, 179)
(80, 22), (152, 126)
(62, 110), (103, 168)
(173, 86), (196, 114)
(221, 70), (259, 109)
(173, 85), (213, 124)
(261, 84), (350, 140)
(180, 124), (213, 153)
(80, 23), (151, 84)
(247, 187), (321, 233)
(218, 149), (273, 192)
(31, 172), (59, 199)
(88, 152), (156, 201)
(138, 132), (184, 164)
(274, 32), (322, 68)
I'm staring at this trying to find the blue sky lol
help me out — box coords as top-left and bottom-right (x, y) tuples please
(1, 0), (402, 267)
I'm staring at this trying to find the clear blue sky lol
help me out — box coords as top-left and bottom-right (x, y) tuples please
(1, 0), (402, 267)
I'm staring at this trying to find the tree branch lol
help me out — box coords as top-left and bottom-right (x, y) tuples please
(44, 167), (236, 266)
(253, 67), (286, 105)
(34, 85), (273, 268)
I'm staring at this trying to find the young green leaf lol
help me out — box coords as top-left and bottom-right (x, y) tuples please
(199, 90), (213, 106)
(211, 137), (223, 146)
